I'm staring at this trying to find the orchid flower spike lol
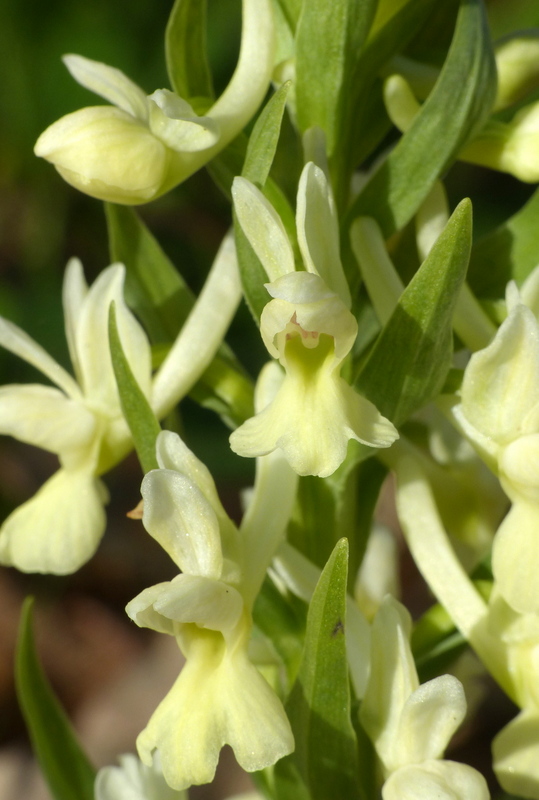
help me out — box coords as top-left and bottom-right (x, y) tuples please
(0, 258), (151, 574)
(453, 291), (539, 616)
(360, 596), (490, 800)
(126, 418), (297, 790)
(34, 0), (274, 204)
(230, 162), (398, 477)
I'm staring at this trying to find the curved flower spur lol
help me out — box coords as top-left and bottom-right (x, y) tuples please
(230, 161), (398, 477)
(34, 0), (274, 204)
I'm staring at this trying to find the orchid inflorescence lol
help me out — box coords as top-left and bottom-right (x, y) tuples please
(7, 1), (539, 799)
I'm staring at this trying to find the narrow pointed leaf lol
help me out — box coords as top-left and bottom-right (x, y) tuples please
(109, 303), (160, 473)
(243, 81), (290, 186)
(274, 539), (364, 800)
(295, 0), (377, 157)
(347, 0), (496, 237)
(356, 199), (472, 426)
(15, 598), (96, 800)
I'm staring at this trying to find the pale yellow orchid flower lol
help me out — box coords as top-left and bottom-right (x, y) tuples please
(126, 369), (297, 790)
(452, 292), (539, 615)
(230, 162), (398, 477)
(361, 596), (489, 800)
(0, 258), (150, 573)
(0, 231), (242, 575)
(393, 454), (539, 798)
(34, 0), (274, 204)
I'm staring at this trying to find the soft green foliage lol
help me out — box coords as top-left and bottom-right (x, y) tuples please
(295, 0), (377, 158)
(357, 199), (472, 426)
(16, 598), (96, 800)
(347, 0), (496, 237)
(108, 302), (161, 473)
(274, 539), (365, 800)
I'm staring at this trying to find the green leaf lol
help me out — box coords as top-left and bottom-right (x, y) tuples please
(15, 598), (96, 800)
(165, 0), (214, 108)
(274, 539), (364, 800)
(109, 303), (160, 473)
(106, 203), (195, 342)
(243, 81), (291, 187)
(338, 0), (444, 189)
(347, 0), (496, 237)
(234, 85), (293, 322)
(295, 0), (377, 158)
(468, 187), (539, 299)
(356, 199), (472, 426)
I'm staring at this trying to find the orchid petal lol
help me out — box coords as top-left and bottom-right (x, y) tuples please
(141, 468), (223, 578)
(296, 162), (351, 306)
(493, 710), (539, 799)
(153, 0), (275, 198)
(395, 675), (466, 766)
(126, 583), (177, 636)
(62, 257), (88, 385)
(154, 431), (228, 524)
(232, 177), (294, 281)
(382, 759), (490, 800)
(492, 497), (539, 614)
(0, 468), (107, 574)
(360, 597), (418, 771)
(95, 753), (186, 800)
(35, 106), (168, 204)
(63, 54), (149, 120)
(137, 630), (293, 790)
(153, 574), (244, 634)
(461, 303), (539, 445)
(262, 272), (358, 361)
(230, 343), (397, 477)
(148, 90), (220, 152)
(0, 316), (81, 399)
(74, 263), (152, 409)
(500, 433), (539, 502)
(0, 384), (96, 456)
